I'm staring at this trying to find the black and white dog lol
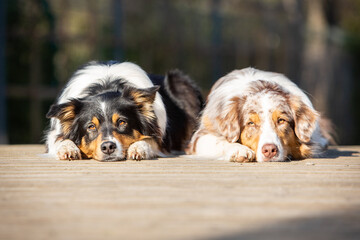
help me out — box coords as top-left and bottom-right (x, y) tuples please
(46, 61), (203, 161)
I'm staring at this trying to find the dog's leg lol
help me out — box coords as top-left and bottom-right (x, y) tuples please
(56, 139), (82, 161)
(127, 138), (160, 161)
(46, 120), (81, 160)
(195, 134), (256, 162)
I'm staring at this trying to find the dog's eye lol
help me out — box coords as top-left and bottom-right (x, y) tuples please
(247, 121), (255, 126)
(277, 118), (286, 124)
(118, 120), (127, 126)
(87, 123), (96, 131)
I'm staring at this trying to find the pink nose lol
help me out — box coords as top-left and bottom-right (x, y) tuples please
(261, 144), (278, 161)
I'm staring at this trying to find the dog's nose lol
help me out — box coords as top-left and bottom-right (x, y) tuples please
(261, 144), (278, 160)
(101, 141), (117, 155)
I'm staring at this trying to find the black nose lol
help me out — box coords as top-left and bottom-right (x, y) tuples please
(101, 141), (117, 155)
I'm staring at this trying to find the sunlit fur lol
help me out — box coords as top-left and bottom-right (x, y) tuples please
(46, 85), (161, 161)
(55, 61), (167, 135)
(76, 115), (153, 160)
(46, 61), (203, 161)
(188, 68), (331, 162)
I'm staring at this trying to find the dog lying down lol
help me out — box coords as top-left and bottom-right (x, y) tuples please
(187, 67), (333, 162)
(45, 61), (203, 161)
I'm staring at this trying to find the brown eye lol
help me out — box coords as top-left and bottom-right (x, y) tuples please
(88, 123), (96, 131)
(118, 120), (126, 126)
(247, 121), (255, 126)
(277, 118), (286, 124)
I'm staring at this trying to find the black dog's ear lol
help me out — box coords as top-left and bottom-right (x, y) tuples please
(46, 99), (83, 119)
(123, 85), (160, 118)
(46, 99), (83, 135)
(123, 85), (160, 104)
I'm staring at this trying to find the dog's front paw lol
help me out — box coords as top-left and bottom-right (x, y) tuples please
(127, 141), (156, 161)
(225, 143), (255, 162)
(56, 140), (82, 160)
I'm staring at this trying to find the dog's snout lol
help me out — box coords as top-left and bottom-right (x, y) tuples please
(261, 144), (278, 160)
(101, 141), (117, 155)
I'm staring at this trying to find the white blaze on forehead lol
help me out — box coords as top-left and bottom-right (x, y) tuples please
(100, 101), (107, 115)
(98, 101), (112, 138)
(255, 93), (285, 162)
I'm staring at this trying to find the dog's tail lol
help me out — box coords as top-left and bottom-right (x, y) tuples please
(164, 69), (204, 121)
(155, 70), (204, 152)
(319, 116), (337, 145)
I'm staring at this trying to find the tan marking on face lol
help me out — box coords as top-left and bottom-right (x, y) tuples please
(92, 117), (100, 129)
(272, 110), (289, 125)
(240, 113), (261, 153)
(79, 133), (103, 159)
(79, 126), (151, 160)
(112, 113), (120, 125)
(248, 112), (261, 125)
(113, 130), (153, 157)
(271, 110), (305, 159)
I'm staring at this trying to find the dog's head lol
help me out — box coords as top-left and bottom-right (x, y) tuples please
(47, 85), (160, 161)
(214, 80), (319, 162)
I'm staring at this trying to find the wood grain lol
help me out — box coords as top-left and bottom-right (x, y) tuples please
(0, 145), (359, 240)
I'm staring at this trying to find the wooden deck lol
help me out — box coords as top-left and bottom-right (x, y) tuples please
(0, 145), (359, 240)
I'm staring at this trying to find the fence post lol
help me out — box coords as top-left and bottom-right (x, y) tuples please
(211, 0), (222, 84)
(0, 0), (7, 144)
(113, 0), (124, 61)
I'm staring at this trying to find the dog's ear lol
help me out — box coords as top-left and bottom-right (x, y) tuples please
(123, 85), (160, 118)
(46, 99), (83, 120)
(214, 96), (244, 143)
(289, 96), (319, 143)
(46, 99), (83, 135)
(123, 85), (159, 104)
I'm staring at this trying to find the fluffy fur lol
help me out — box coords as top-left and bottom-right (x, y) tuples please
(188, 67), (332, 162)
(46, 61), (203, 161)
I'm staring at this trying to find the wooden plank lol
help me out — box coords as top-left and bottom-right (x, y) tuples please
(0, 145), (359, 240)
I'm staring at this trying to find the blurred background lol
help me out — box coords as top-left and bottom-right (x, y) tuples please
(1, 0), (360, 145)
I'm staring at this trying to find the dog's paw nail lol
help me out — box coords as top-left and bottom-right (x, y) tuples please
(127, 141), (156, 161)
(227, 144), (256, 163)
(57, 140), (81, 161)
